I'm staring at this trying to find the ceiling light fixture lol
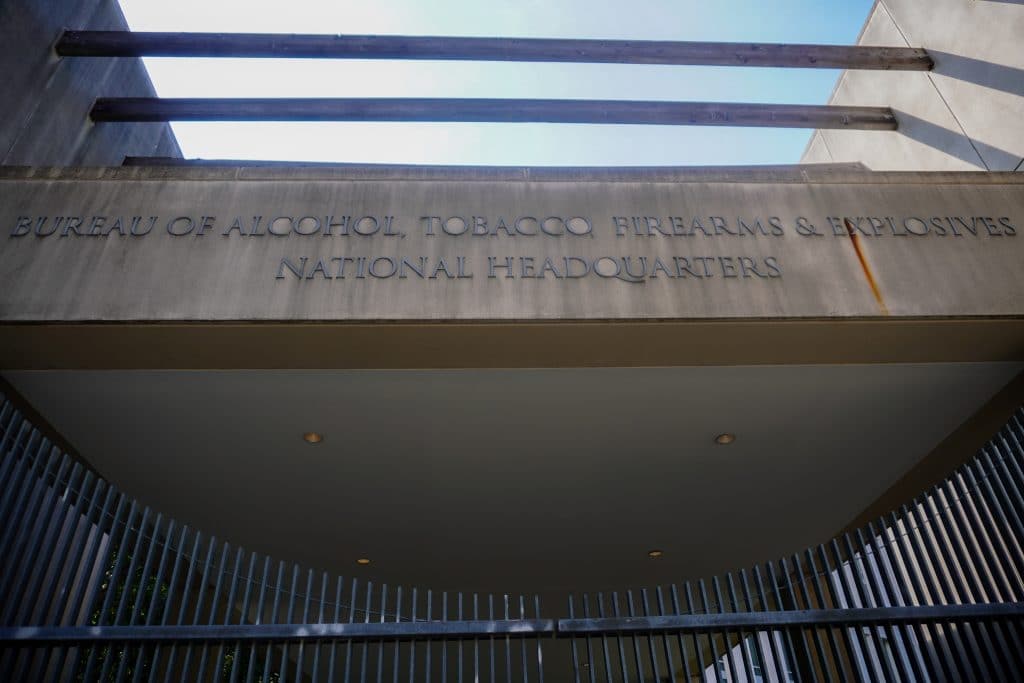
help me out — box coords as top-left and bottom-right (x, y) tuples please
(648, 549), (663, 559)
(302, 432), (323, 444)
(714, 433), (736, 445)
(356, 558), (371, 566)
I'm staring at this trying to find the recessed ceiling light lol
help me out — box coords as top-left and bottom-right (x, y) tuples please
(356, 558), (371, 566)
(648, 549), (663, 559)
(714, 433), (736, 445)
(303, 432), (323, 444)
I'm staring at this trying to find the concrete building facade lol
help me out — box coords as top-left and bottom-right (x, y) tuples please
(1, 1), (1023, 681)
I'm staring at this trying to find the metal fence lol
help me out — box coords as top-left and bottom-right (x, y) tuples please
(1, 388), (1023, 681)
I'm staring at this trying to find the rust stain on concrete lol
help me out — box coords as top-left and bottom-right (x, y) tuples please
(844, 218), (889, 316)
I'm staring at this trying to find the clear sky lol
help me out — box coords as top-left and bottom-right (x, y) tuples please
(118, 0), (875, 166)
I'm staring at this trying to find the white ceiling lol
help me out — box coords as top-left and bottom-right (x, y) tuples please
(5, 363), (1020, 598)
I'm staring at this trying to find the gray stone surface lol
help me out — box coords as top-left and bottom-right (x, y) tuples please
(0, 167), (1022, 322)
(0, 0), (179, 166)
(804, 0), (1024, 172)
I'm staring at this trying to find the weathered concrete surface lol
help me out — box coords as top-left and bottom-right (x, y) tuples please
(0, 0), (180, 166)
(0, 166), (1022, 323)
(804, 0), (1024, 172)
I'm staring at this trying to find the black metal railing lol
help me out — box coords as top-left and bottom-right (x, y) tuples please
(1, 391), (1023, 681)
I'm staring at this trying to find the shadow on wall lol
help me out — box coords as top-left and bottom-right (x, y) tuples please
(929, 50), (1024, 97)
(894, 111), (1021, 171)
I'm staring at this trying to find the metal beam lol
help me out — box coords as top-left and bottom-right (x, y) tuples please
(559, 602), (1024, 634)
(91, 98), (898, 130)
(0, 619), (556, 644)
(57, 31), (933, 70)
(2, 603), (1020, 645)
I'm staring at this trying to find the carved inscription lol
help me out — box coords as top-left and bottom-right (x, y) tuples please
(8, 212), (1018, 286)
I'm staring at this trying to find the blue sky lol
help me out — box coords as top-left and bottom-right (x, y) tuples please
(118, 0), (875, 166)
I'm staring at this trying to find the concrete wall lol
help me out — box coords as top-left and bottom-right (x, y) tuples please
(802, 0), (1024, 172)
(0, 0), (180, 166)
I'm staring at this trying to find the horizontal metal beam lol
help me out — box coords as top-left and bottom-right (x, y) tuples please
(0, 619), (556, 644)
(2, 604), (1020, 645)
(91, 98), (897, 130)
(559, 602), (1024, 634)
(57, 31), (933, 70)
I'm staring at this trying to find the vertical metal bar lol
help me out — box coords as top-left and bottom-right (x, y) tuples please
(376, 581), (387, 683)
(279, 563), (302, 682)
(726, 573), (758, 683)
(393, 585), (403, 683)
(681, 583), (707, 682)
(568, 595), (581, 683)
(697, 581), (723, 683)
(7, 457), (80, 682)
(462, 592), (469, 683)
(921, 487), (1002, 680)
(534, 595), (544, 683)
(53, 483), (119, 680)
(973, 438), (1024, 670)
(844, 531), (910, 683)
(312, 571), (329, 683)
(178, 534), (220, 680)
(581, 594), (597, 683)
(762, 562), (802, 683)
(152, 525), (196, 683)
(639, 589), (663, 682)
(327, 575), (344, 683)
(408, 587), (418, 683)
(802, 548), (849, 681)
(670, 585), (696, 682)
(243, 555), (272, 683)
(1, 451), (73, 626)
(897, 504), (973, 680)
(741, 567), (778, 683)
(131, 517), (178, 683)
(83, 500), (140, 682)
(711, 577), (743, 682)
(0, 426), (38, 551)
(360, 580), (373, 683)
(39, 474), (104, 680)
(625, 590), (648, 681)
(15, 461), (87, 626)
(654, 587), (679, 682)
(519, 595), (529, 683)
(787, 554), (832, 683)
(261, 560), (287, 683)
(228, 551), (258, 683)
(864, 519), (935, 681)
(473, 593), (481, 683)
(979, 446), (1024, 569)
(0, 437), (57, 597)
(502, 594), (512, 683)
(595, 593), (614, 682)
(489, 593), (497, 683)
(609, 592), (631, 682)
(0, 401), (21, 476)
(0, 423), (31, 527)
(817, 542), (870, 683)
(344, 578), (360, 683)
(210, 546), (246, 682)
(424, 590), (432, 683)
(880, 513), (950, 681)
(440, 592), (447, 683)
(113, 511), (164, 683)
(196, 541), (232, 681)
(907, 497), (986, 679)
(943, 472), (1024, 674)
(297, 568), (315, 678)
